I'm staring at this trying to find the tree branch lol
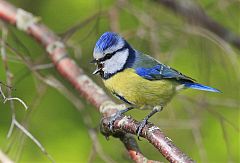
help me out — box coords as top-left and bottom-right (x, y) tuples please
(0, 150), (13, 163)
(153, 0), (240, 50)
(0, 0), (193, 162)
(101, 114), (193, 163)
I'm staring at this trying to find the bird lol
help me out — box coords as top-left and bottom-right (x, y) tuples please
(91, 32), (220, 139)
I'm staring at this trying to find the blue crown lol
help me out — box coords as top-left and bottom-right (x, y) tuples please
(95, 32), (122, 52)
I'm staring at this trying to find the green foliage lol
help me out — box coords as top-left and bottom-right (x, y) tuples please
(0, 0), (239, 162)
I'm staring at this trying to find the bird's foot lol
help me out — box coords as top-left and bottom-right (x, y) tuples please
(108, 107), (134, 132)
(136, 106), (163, 140)
(136, 119), (148, 140)
(108, 111), (123, 131)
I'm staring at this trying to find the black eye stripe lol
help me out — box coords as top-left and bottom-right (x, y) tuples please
(98, 53), (114, 62)
(98, 46), (127, 62)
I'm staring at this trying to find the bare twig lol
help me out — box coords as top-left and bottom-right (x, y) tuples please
(0, 84), (54, 162)
(3, 97), (28, 110)
(219, 119), (233, 163)
(100, 111), (193, 163)
(183, 25), (240, 81)
(0, 83), (28, 111)
(118, 2), (161, 57)
(0, 1), (194, 162)
(88, 129), (117, 163)
(2, 39), (118, 163)
(120, 133), (161, 163)
(153, 0), (240, 50)
(108, 6), (120, 32)
(0, 25), (53, 162)
(60, 11), (105, 42)
(183, 98), (208, 163)
(32, 63), (54, 70)
(0, 22), (16, 139)
(0, 150), (13, 163)
(13, 120), (55, 162)
(180, 95), (240, 132)
(14, 84), (47, 162)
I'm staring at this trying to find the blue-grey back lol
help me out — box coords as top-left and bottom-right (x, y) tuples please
(130, 50), (195, 82)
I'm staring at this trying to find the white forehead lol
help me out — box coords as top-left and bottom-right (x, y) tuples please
(103, 49), (129, 74)
(93, 39), (125, 59)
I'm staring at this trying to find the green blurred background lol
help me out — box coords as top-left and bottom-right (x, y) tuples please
(0, 0), (239, 162)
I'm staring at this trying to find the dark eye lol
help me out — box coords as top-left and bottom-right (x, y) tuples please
(105, 53), (112, 59)
(98, 53), (114, 62)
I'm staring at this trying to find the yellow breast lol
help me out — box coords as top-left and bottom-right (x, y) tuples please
(103, 68), (177, 108)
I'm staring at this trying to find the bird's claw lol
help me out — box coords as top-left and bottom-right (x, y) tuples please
(136, 119), (148, 140)
(108, 111), (122, 132)
(107, 107), (134, 132)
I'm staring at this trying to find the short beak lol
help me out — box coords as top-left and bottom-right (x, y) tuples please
(92, 68), (101, 75)
(91, 58), (103, 75)
(90, 59), (98, 64)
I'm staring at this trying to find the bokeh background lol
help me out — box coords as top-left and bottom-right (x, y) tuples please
(0, 0), (239, 162)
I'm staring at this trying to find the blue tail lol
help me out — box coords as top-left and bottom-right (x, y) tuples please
(184, 82), (221, 93)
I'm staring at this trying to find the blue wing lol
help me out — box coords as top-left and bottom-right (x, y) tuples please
(131, 51), (220, 92)
(135, 64), (194, 81)
(135, 64), (220, 92)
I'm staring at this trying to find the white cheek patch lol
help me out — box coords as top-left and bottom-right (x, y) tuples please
(103, 49), (129, 74)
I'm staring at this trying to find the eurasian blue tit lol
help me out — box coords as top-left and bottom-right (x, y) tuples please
(91, 32), (220, 138)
